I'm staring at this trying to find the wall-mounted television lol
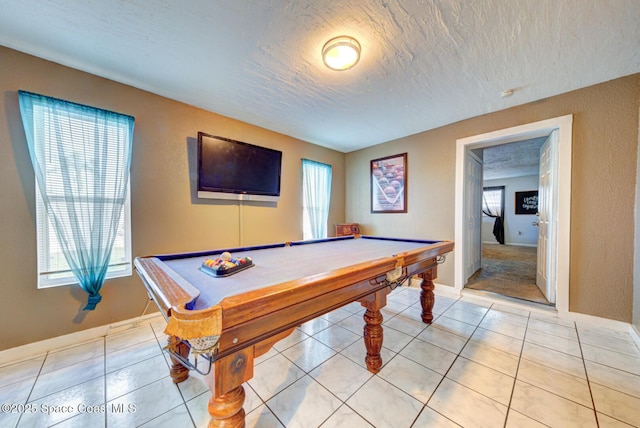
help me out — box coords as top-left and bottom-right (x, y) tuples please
(197, 132), (282, 202)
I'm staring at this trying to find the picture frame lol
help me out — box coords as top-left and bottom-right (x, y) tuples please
(515, 190), (538, 214)
(371, 153), (407, 213)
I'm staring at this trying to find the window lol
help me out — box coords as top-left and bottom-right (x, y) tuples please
(19, 91), (134, 295)
(302, 159), (332, 240)
(483, 186), (505, 244)
(482, 186), (504, 217)
(34, 183), (132, 288)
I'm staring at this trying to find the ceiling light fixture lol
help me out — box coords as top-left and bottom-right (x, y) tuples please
(322, 36), (361, 71)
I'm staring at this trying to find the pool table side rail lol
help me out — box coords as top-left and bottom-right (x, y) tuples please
(135, 257), (201, 317)
(360, 236), (441, 245)
(288, 235), (356, 246)
(206, 240), (453, 357)
(152, 242), (288, 262)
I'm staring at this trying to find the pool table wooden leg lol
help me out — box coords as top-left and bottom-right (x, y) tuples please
(205, 349), (253, 427)
(167, 335), (190, 383)
(420, 268), (436, 324)
(207, 386), (245, 428)
(361, 289), (387, 373)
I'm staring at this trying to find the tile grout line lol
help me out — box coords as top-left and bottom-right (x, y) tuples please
(502, 309), (531, 428)
(16, 349), (48, 428)
(573, 323), (613, 428)
(103, 336), (107, 427)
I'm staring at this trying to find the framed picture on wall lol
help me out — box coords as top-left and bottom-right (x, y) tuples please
(515, 190), (538, 214)
(371, 153), (407, 213)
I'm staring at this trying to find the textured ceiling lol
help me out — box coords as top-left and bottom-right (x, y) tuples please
(482, 137), (547, 181)
(1, 0), (639, 152)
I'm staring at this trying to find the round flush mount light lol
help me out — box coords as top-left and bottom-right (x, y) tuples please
(322, 36), (361, 71)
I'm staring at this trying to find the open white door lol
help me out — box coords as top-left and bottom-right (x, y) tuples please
(536, 131), (557, 303)
(465, 151), (483, 282)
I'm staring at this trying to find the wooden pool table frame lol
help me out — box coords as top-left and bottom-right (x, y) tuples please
(135, 237), (454, 427)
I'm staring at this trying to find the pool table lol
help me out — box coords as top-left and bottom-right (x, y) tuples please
(134, 235), (453, 427)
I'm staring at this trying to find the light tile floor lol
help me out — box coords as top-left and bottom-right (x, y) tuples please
(2, 287), (640, 427)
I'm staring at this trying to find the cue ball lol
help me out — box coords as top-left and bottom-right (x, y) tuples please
(220, 252), (232, 261)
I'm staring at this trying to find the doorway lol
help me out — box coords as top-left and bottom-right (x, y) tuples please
(454, 115), (573, 315)
(466, 140), (549, 304)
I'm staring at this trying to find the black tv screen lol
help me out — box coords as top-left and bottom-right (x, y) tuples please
(197, 132), (282, 202)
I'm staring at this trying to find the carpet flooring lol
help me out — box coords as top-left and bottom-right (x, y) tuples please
(465, 244), (550, 305)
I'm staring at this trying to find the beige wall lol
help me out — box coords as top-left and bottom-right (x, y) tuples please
(346, 74), (640, 323)
(0, 46), (345, 350)
(634, 84), (640, 333)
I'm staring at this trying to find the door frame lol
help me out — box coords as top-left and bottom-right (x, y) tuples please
(454, 115), (572, 315)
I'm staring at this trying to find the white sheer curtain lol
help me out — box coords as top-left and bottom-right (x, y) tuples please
(482, 186), (505, 245)
(302, 159), (332, 240)
(482, 188), (503, 217)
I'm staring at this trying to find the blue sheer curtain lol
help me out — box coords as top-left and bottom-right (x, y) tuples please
(19, 91), (134, 310)
(302, 159), (332, 240)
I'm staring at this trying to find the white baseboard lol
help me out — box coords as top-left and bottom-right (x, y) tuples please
(407, 279), (461, 299)
(628, 324), (640, 348)
(461, 288), (555, 314)
(562, 310), (632, 332)
(482, 241), (537, 247)
(0, 312), (164, 367)
(407, 276), (422, 288)
(434, 283), (462, 299)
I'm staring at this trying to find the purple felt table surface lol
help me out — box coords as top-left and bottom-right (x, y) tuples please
(159, 237), (438, 311)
